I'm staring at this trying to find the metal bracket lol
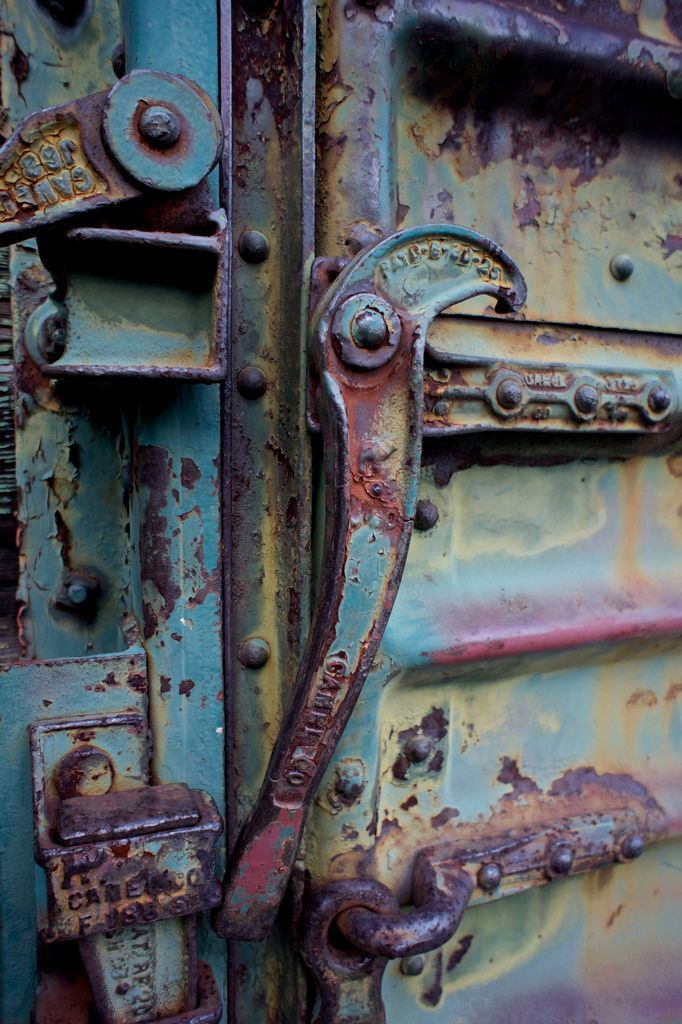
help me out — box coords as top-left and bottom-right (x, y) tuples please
(216, 225), (526, 941)
(0, 69), (227, 380)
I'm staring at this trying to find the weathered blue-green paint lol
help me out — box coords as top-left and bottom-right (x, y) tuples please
(0, 648), (147, 1024)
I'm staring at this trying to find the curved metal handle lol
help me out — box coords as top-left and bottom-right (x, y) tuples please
(217, 224), (526, 940)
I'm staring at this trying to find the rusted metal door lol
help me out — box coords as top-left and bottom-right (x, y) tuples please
(2, 1), (682, 1022)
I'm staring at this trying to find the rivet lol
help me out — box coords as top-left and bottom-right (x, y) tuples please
(400, 954), (425, 976)
(414, 499), (439, 532)
(239, 637), (270, 669)
(236, 366), (267, 399)
(478, 862), (502, 892)
(610, 254), (634, 282)
(404, 734), (432, 764)
(351, 308), (389, 350)
(648, 385), (672, 414)
(496, 378), (523, 410)
(621, 833), (644, 860)
(433, 399), (451, 417)
(238, 229), (270, 264)
(548, 843), (574, 875)
(574, 383), (600, 417)
(138, 105), (181, 149)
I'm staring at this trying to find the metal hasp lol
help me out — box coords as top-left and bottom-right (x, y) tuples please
(0, 69), (227, 379)
(300, 806), (655, 1024)
(31, 710), (223, 1024)
(216, 224), (527, 941)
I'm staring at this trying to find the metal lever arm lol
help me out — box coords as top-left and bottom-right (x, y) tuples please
(217, 225), (527, 941)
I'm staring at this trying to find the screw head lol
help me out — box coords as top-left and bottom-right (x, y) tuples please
(414, 499), (439, 532)
(610, 254), (635, 282)
(621, 833), (645, 860)
(138, 105), (181, 149)
(236, 365), (267, 399)
(404, 734), (432, 764)
(574, 383), (600, 417)
(548, 843), (574, 875)
(238, 229), (270, 264)
(496, 377), (523, 410)
(478, 862), (502, 892)
(648, 385), (672, 413)
(351, 308), (389, 350)
(239, 637), (270, 669)
(400, 954), (425, 976)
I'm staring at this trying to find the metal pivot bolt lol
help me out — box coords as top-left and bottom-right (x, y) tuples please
(478, 862), (502, 892)
(332, 293), (401, 370)
(400, 955), (425, 976)
(138, 105), (181, 148)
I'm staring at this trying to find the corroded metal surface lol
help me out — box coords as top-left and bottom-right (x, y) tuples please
(218, 224), (525, 940)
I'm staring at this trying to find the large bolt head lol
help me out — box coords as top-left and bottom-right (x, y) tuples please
(548, 843), (574, 875)
(621, 833), (644, 860)
(138, 105), (181, 148)
(610, 253), (634, 282)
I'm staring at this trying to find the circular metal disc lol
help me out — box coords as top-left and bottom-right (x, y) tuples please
(103, 69), (222, 192)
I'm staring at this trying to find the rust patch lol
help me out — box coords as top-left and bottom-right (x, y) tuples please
(606, 903), (625, 928)
(401, 794), (418, 811)
(137, 445), (181, 633)
(662, 233), (682, 259)
(626, 688), (658, 707)
(514, 175), (541, 229)
(497, 756), (542, 800)
(179, 678), (195, 697)
(446, 933), (473, 972)
(159, 676), (171, 695)
(548, 765), (663, 813)
(431, 807), (459, 828)
(665, 681), (682, 701)
(421, 950), (443, 1008)
(180, 457), (201, 490)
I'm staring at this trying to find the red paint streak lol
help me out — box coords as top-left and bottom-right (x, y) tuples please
(429, 606), (682, 667)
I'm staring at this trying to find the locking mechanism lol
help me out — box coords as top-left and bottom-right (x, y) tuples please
(0, 68), (227, 379)
(31, 711), (223, 1024)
